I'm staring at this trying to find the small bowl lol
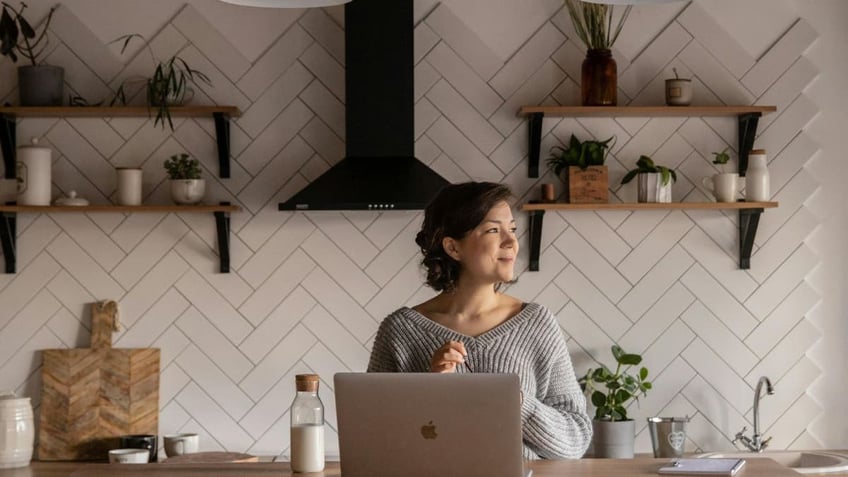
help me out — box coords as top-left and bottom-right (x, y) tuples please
(108, 448), (150, 464)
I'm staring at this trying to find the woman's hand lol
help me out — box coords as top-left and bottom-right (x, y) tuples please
(429, 340), (468, 373)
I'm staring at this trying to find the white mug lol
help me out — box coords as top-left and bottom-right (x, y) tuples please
(164, 433), (199, 457)
(108, 448), (149, 464)
(116, 168), (143, 206)
(702, 173), (743, 202)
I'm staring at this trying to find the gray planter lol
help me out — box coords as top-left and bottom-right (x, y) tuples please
(638, 173), (672, 203)
(18, 65), (64, 106)
(592, 419), (635, 458)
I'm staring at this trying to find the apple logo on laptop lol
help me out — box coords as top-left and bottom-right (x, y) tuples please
(420, 421), (438, 439)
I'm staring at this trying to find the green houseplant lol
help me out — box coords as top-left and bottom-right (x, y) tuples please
(564, 0), (632, 105)
(547, 134), (613, 203)
(112, 34), (212, 131)
(164, 153), (205, 205)
(0, 2), (63, 105)
(579, 345), (652, 458)
(621, 155), (677, 203)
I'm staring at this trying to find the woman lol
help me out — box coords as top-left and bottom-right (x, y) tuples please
(367, 181), (592, 459)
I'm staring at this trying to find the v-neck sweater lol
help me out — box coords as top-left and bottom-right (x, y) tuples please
(367, 302), (592, 460)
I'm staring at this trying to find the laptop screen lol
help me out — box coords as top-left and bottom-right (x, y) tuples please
(334, 373), (525, 477)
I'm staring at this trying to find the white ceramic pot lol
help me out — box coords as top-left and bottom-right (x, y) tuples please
(0, 392), (34, 469)
(116, 168), (143, 206)
(170, 179), (205, 205)
(16, 137), (52, 206)
(637, 173), (672, 203)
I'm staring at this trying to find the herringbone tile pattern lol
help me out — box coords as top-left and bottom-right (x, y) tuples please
(0, 2), (820, 457)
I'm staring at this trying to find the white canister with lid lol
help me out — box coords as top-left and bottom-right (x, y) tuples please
(16, 137), (52, 206)
(0, 392), (34, 468)
(745, 149), (770, 202)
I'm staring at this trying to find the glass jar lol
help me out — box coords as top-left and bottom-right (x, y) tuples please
(290, 374), (324, 473)
(581, 49), (617, 106)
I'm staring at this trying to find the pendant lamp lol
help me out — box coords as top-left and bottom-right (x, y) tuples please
(218, 0), (352, 7)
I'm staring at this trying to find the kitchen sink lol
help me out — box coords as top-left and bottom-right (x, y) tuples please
(698, 450), (848, 474)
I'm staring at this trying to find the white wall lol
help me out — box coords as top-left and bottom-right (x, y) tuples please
(0, 0), (844, 457)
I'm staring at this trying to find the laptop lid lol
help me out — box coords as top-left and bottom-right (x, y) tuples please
(334, 373), (524, 477)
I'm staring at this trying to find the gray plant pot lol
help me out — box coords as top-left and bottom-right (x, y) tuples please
(592, 419), (635, 458)
(18, 65), (64, 106)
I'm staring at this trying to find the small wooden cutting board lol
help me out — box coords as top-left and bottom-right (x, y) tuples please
(38, 301), (160, 461)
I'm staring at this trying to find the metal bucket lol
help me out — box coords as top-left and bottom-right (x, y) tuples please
(647, 416), (689, 458)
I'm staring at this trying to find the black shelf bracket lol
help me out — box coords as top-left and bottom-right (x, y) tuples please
(527, 205), (545, 272)
(528, 112), (544, 178)
(0, 203), (16, 273)
(1, 113), (16, 179)
(213, 112), (231, 179)
(737, 112), (762, 177)
(214, 201), (232, 273)
(738, 207), (764, 269)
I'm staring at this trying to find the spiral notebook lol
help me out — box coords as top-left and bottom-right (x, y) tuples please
(658, 458), (746, 476)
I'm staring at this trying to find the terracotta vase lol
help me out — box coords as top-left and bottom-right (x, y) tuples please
(582, 49), (617, 106)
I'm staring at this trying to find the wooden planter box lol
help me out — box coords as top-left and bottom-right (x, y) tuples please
(566, 166), (608, 203)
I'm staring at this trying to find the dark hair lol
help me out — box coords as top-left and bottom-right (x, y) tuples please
(415, 182), (513, 292)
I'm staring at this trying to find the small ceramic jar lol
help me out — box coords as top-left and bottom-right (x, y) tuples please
(0, 392), (34, 469)
(665, 78), (692, 106)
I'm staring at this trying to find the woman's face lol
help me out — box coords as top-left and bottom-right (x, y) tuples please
(448, 200), (518, 286)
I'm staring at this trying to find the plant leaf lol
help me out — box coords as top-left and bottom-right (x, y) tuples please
(618, 353), (642, 366)
(620, 169), (639, 185)
(591, 391), (606, 408)
(640, 367), (648, 380)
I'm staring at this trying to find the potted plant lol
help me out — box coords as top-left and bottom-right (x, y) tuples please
(0, 2), (62, 106)
(564, 0), (631, 106)
(701, 148), (742, 203)
(621, 155), (677, 203)
(164, 153), (205, 205)
(547, 134), (613, 203)
(579, 345), (652, 458)
(665, 67), (692, 106)
(111, 34), (212, 131)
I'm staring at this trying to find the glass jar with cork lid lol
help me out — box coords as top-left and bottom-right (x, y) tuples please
(290, 374), (324, 473)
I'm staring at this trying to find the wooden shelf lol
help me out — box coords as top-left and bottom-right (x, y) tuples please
(0, 106), (242, 117)
(0, 106), (241, 180)
(0, 202), (238, 274)
(522, 201), (778, 211)
(519, 105), (777, 117)
(0, 204), (241, 213)
(523, 200), (776, 272)
(521, 105), (776, 178)
(519, 103), (779, 272)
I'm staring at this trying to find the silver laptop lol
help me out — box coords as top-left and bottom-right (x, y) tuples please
(334, 373), (527, 477)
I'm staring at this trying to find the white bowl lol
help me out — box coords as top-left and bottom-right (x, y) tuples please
(108, 448), (150, 464)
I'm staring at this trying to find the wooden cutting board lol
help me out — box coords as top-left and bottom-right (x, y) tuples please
(38, 301), (160, 461)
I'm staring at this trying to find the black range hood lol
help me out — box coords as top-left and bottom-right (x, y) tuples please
(279, 0), (450, 211)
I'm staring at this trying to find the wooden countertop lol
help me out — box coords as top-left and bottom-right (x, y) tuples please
(0, 458), (813, 476)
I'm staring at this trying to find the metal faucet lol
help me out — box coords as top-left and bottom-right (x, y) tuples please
(733, 376), (774, 452)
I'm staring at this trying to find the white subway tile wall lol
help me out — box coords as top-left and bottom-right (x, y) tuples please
(0, 1), (824, 458)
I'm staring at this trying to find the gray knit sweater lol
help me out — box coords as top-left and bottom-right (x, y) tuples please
(367, 302), (592, 460)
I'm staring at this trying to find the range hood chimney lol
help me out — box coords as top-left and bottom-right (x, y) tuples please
(278, 0), (450, 211)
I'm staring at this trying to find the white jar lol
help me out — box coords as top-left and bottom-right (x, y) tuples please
(116, 168), (143, 206)
(0, 392), (34, 469)
(16, 137), (52, 206)
(745, 149), (770, 202)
